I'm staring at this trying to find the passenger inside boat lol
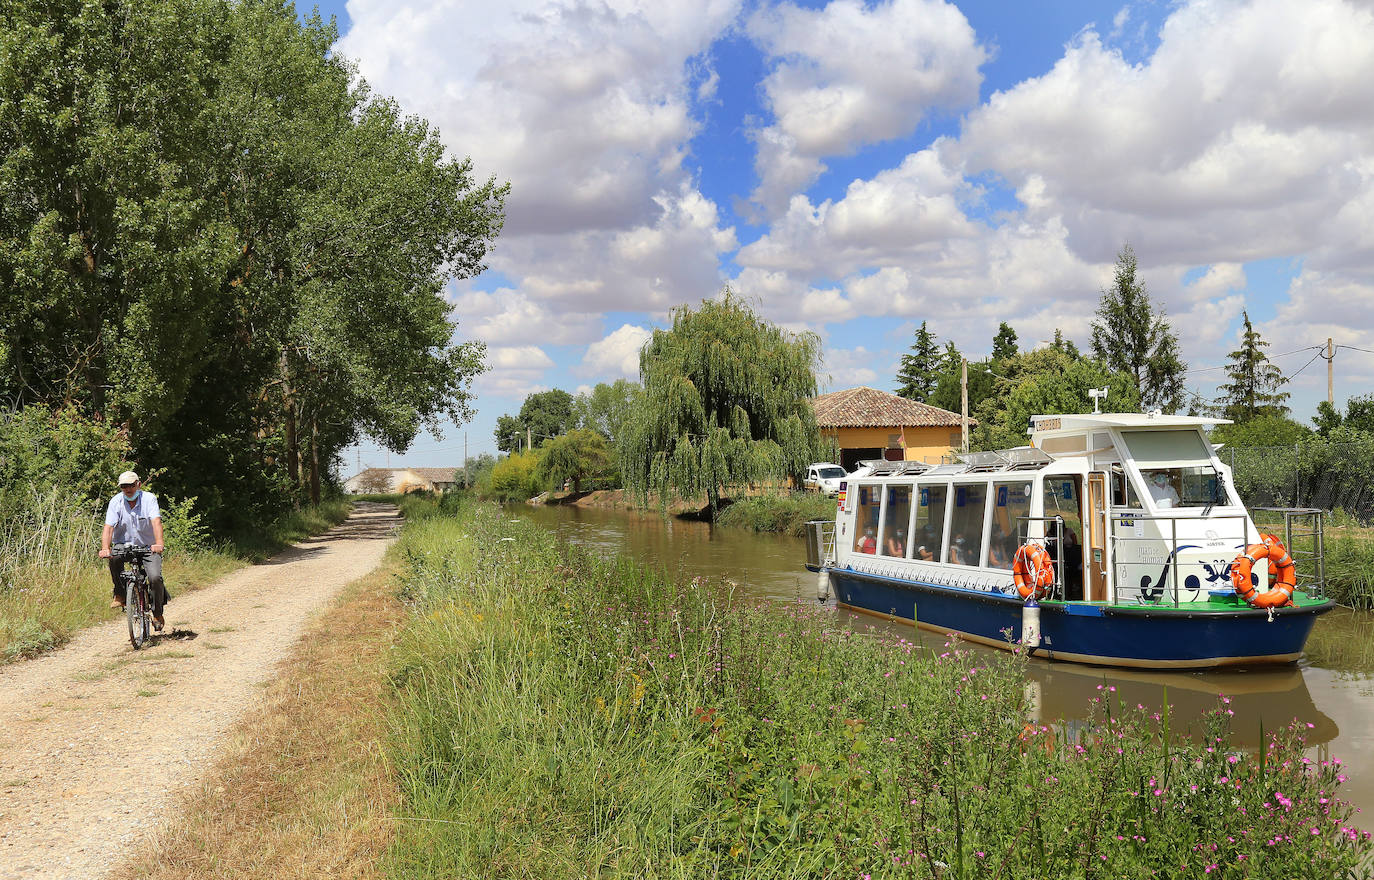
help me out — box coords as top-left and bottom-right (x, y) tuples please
(885, 528), (906, 557)
(857, 527), (877, 554)
(987, 526), (1015, 569)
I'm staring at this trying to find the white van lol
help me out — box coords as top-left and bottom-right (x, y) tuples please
(804, 463), (847, 495)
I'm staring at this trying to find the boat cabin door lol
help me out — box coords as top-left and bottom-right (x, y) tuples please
(1086, 473), (1108, 601)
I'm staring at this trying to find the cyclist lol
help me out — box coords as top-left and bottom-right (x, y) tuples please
(98, 470), (167, 626)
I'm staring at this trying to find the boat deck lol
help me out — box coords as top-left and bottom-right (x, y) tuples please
(1047, 592), (1328, 613)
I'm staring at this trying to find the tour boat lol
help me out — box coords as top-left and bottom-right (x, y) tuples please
(804, 413), (1334, 670)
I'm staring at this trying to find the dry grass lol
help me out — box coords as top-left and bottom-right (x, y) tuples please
(119, 559), (404, 880)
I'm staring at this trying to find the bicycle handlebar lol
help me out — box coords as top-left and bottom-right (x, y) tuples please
(110, 543), (152, 560)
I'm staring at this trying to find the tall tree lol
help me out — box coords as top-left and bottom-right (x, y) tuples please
(573, 380), (642, 445)
(1215, 311), (1290, 422)
(0, 0), (505, 526)
(621, 290), (825, 513)
(991, 322), (1019, 364)
(895, 321), (940, 402)
(517, 389), (576, 442)
(971, 348), (1143, 450)
(495, 414), (524, 453)
(1050, 329), (1080, 359)
(1090, 245), (1187, 412)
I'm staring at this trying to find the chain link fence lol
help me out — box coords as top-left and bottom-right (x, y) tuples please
(1225, 438), (1374, 522)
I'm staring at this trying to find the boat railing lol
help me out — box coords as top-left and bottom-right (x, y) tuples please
(804, 519), (837, 568)
(1250, 507), (1326, 599)
(1016, 515), (1066, 601)
(1107, 513), (1249, 606)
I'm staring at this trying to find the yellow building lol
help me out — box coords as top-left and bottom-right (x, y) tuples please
(811, 386), (971, 471)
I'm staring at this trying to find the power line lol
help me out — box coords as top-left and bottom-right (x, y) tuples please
(1181, 345), (1321, 377)
(1286, 350), (1325, 381)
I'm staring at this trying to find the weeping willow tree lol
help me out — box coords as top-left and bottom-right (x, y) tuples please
(621, 290), (827, 513)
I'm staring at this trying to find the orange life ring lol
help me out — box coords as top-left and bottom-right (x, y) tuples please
(1230, 534), (1296, 608)
(1013, 542), (1054, 600)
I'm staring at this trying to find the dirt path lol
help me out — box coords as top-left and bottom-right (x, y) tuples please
(0, 503), (399, 880)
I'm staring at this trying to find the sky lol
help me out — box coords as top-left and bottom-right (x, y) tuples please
(314, 0), (1374, 474)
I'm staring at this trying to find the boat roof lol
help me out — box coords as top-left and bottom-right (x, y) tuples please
(853, 446), (1054, 479)
(1030, 412), (1230, 436)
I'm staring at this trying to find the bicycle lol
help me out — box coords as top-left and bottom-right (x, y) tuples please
(112, 543), (163, 648)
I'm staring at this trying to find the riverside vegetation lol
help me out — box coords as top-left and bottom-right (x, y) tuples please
(384, 496), (1371, 878)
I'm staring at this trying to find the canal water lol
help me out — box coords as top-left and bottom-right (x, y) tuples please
(514, 501), (1374, 820)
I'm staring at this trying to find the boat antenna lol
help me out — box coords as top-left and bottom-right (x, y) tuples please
(1088, 387), (1109, 414)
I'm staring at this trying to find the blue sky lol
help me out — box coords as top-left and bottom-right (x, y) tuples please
(313, 0), (1374, 472)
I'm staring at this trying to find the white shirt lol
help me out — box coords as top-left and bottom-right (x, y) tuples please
(1148, 481), (1179, 509)
(104, 491), (161, 547)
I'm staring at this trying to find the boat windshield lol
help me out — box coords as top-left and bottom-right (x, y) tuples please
(1121, 429), (1225, 510)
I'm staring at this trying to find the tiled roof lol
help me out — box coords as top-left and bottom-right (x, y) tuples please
(407, 467), (461, 483)
(811, 387), (971, 428)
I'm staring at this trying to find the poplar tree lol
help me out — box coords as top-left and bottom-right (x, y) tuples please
(1090, 245), (1186, 412)
(621, 290), (825, 513)
(1215, 310), (1290, 421)
(895, 321), (940, 402)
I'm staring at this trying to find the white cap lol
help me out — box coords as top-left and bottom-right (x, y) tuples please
(118, 471), (140, 486)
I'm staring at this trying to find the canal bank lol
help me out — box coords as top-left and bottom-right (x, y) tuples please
(512, 500), (1374, 823)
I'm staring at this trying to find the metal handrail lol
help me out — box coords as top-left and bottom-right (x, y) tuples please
(1251, 507), (1326, 599)
(1107, 512), (1249, 606)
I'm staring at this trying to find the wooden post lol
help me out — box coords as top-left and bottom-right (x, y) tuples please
(527, 426), (532, 452)
(960, 358), (970, 452)
(1328, 337), (1334, 405)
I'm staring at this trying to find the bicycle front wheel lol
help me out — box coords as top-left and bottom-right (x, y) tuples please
(126, 581), (149, 649)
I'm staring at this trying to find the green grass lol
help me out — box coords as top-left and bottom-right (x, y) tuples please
(225, 497), (354, 562)
(384, 496), (1371, 879)
(714, 491), (836, 536)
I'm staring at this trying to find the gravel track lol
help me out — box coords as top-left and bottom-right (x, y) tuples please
(0, 503), (399, 880)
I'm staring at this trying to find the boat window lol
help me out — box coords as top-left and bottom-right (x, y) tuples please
(1110, 465), (1143, 509)
(880, 486), (911, 559)
(1140, 465), (1226, 510)
(988, 482), (1032, 571)
(1042, 477), (1085, 600)
(852, 484), (880, 554)
(912, 485), (947, 562)
(948, 484), (988, 567)
(1039, 435), (1086, 455)
(1120, 429), (1211, 466)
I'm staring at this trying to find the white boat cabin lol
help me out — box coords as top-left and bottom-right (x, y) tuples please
(834, 413), (1267, 605)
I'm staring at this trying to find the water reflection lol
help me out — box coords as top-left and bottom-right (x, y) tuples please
(511, 501), (1374, 820)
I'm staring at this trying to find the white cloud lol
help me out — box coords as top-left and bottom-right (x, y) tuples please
(476, 345), (556, 397)
(747, 0), (986, 215)
(821, 346), (881, 389)
(953, 0), (1374, 268)
(579, 324), (653, 379)
(450, 287), (603, 346)
(340, 0), (742, 345)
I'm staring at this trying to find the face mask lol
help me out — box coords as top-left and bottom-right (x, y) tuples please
(123, 489), (141, 503)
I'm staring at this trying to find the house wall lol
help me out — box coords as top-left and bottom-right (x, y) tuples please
(822, 425), (961, 465)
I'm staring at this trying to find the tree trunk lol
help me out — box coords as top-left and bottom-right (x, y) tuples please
(282, 353), (300, 493)
(308, 415), (321, 506)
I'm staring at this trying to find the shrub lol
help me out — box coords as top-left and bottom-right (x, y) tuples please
(487, 450), (544, 501)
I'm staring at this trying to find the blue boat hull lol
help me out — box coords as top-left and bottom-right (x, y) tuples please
(828, 568), (1333, 669)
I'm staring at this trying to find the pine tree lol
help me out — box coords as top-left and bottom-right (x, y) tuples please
(895, 321), (941, 402)
(991, 322), (1019, 364)
(1090, 245), (1187, 412)
(1215, 311), (1290, 422)
(1050, 329), (1080, 359)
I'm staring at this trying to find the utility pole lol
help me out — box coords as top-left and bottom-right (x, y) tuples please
(527, 426), (532, 452)
(1328, 337), (1335, 405)
(960, 357), (969, 452)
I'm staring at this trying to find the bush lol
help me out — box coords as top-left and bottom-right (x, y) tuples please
(715, 492), (836, 536)
(487, 450), (544, 501)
